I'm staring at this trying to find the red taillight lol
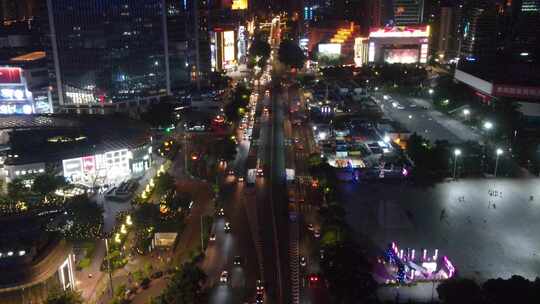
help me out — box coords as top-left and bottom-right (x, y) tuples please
(310, 276), (318, 282)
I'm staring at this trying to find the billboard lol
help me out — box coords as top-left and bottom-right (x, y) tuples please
(318, 43), (341, 57)
(369, 26), (429, 38)
(0, 67), (22, 84)
(232, 0), (247, 10)
(223, 31), (235, 63)
(384, 49), (419, 64)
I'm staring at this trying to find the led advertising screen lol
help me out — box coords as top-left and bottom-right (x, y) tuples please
(0, 67), (22, 84)
(223, 31), (235, 62)
(318, 43), (342, 57)
(384, 49), (419, 64)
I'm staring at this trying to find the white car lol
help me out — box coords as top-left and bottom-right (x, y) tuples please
(220, 270), (229, 283)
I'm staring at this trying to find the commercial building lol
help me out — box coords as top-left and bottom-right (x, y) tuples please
(42, 0), (171, 110)
(0, 115), (153, 188)
(392, 0), (424, 25)
(358, 25), (430, 65)
(0, 67), (37, 114)
(210, 27), (239, 73)
(0, 217), (75, 304)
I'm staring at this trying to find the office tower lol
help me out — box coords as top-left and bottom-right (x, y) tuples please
(369, 0), (395, 27)
(509, 0), (540, 62)
(166, 0), (210, 91)
(437, 5), (460, 60)
(393, 0), (424, 25)
(43, 0), (171, 107)
(459, 0), (497, 62)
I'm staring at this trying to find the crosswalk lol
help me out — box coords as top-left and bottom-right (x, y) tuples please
(289, 219), (300, 304)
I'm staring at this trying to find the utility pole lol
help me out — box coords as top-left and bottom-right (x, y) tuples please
(200, 215), (204, 251)
(104, 238), (114, 296)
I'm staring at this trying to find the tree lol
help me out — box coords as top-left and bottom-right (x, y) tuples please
(45, 290), (83, 304)
(32, 173), (66, 196)
(215, 137), (237, 161)
(159, 262), (207, 304)
(321, 242), (376, 303)
(278, 39), (306, 69)
(437, 278), (483, 304)
(224, 83), (251, 123)
(248, 35), (271, 68)
(7, 178), (28, 201)
(482, 275), (537, 304)
(62, 195), (104, 240)
(155, 172), (176, 196)
(141, 102), (176, 129)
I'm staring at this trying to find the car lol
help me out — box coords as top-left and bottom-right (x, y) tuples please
(233, 255), (243, 266)
(209, 233), (216, 241)
(238, 176), (245, 182)
(256, 280), (265, 294)
(313, 229), (321, 238)
(300, 256), (307, 267)
(320, 249), (325, 260)
(297, 144), (304, 150)
(255, 293), (264, 303)
(151, 271), (163, 279)
(140, 277), (151, 289)
(224, 222), (231, 232)
(307, 223), (314, 231)
(220, 270), (229, 283)
(217, 208), (225, 216)
(307, 273), (321, 287)
(228, 170), (235, 176)
(294, 137), (300, 143)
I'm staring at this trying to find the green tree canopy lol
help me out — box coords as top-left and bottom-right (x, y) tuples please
(141, 102), (177, 129)
(278, 39), (306, 69)
(32, 173), (67, 196)
(158, 262), (207, 304)
(155, 172), (176, 196)
(62, 195), (104, 240)
(45, 290), (83, 304)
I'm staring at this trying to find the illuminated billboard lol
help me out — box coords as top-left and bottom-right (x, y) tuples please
(63, 149), (131, 186)
(384, 49), (419, 64)
(232, 0), (248, 10)
(223, 31), (235, 63)
(318, 43), (341, 57)
(0, 67), (22, 84)
(369, 26), (430, 38)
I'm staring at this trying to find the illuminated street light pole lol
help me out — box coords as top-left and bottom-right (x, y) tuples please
(494, 148), (503, 177)
(453, 149), (462, 179)
(104, 238), (114, 296)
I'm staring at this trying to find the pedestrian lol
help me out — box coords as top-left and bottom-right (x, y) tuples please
(530, 195), (534, 201)
(493, 204), (496, 209)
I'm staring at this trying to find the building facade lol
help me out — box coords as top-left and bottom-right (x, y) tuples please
(392, 0), (424, 25)
(42, 0), (170, 109)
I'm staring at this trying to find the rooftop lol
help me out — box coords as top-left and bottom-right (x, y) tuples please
(1, 114), (151, 165)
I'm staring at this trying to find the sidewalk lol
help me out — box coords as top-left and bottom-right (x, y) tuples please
(77, 156), (166, 303)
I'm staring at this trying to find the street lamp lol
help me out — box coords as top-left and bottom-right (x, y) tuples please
(463, 108), (470, 116)
(483, 121), (493, 130)
(494, 148), (503, 177)
(428, 89), (434, 95)
(453, 149), (462, 179)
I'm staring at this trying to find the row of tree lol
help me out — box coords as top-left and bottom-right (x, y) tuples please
(437, 276), (540, 304)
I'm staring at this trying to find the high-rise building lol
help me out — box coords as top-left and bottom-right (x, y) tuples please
(509, 0), (540, 62)
(42, 0), (171, 108)
(458, 0), (497, 62)
(392, 0), (424, 25)
(437, 6), (459, 60)
(369, 0), (395, 27)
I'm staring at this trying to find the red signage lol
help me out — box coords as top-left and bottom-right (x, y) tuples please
(493, 84), (540, 99)
(0, 67), (22, 84)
